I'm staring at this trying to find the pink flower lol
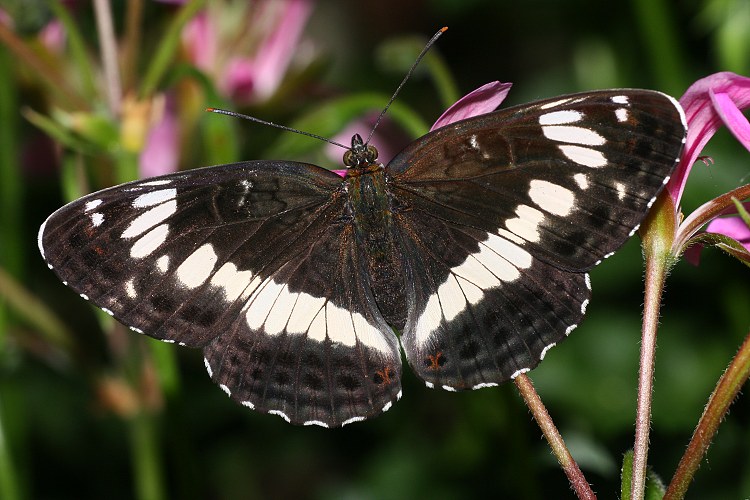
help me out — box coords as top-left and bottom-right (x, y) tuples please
(182, 0), (314, 104)
(139, 96), (180, 178)
(668, 72), (750, 265)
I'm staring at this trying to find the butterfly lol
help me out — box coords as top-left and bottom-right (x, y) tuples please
(38, 88), (687, 427)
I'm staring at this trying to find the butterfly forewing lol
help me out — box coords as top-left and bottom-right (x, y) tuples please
(387, 89), (686, 389)
(40, 161), (402, 426)
(39, 87), (686, 426)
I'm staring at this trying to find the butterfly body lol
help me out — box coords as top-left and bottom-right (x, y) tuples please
(40, 89), (687, 427)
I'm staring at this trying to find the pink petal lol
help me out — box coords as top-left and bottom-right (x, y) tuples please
(40, 20), (66, 53)
(331, 169), (347, 177)
(668, 72), (750, 205)
(182, 11), (216, 72)
(711, 91), (750, 152)
(229, 0), (313, 103)
(221, 58), (257, 101)
(430, 81), (512, 131)
(705, 216), (750, 250)
(139, 101), (180, 179)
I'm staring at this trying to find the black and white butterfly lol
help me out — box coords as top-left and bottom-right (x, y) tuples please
(39, 88), (687, 427)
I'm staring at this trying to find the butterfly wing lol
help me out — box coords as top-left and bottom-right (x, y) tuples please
(39, 161), (402, 427)
(386, 89), (686, 389)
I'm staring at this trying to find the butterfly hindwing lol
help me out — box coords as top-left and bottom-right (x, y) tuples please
(40, 161), (402, 426)
(387, 89), (685, 389)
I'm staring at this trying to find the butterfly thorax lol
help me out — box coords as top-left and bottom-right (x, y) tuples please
(344, 139), (408, 330)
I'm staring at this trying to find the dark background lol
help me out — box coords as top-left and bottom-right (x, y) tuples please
(2, 0), (749, 498)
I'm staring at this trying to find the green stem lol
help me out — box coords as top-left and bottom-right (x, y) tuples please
(631, 251), (667, 500)
(514, 375), (596, 499)
(130, 412), (165, 500)
(664, 330), (750, 499)
(631, 192), (677, 500)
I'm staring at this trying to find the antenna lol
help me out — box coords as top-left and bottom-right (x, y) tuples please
(206, 26), (448, 152)
(366, 26), (448, 146)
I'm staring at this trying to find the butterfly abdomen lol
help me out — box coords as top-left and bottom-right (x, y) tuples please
(346, 164), (408, 330)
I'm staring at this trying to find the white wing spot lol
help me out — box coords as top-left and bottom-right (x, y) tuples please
(382, 401), (393, 412)
(102, 308), (114, 316)
(130, 224), (169, 258)
(204, 357), (213, 377)
(269, 410), (291, 423)
(540, 342), (557, 360)
(539, 98), (571, 109)
(90, 212), (104, 227)
(156, 255), (169, 272)
(558, 145), (607, 168)
(538, 110), (583, 125)
(211, 262), (255, 302)
(510, 367), (530, 379)
(614, 182), (626, 200)
(542, 125), (605, 146)
(611, 95), (629, 104)
(79, 293), (89, 300)
(245, 278), (284, 331)
(580, 299), (589, 314)
(425, 382), (435, 389)
(132, 188), (177, 208)
(506, 204), (545, 242)
(442, 385), (457, 392)
(37, 218), (48, 259)
(264, 283), (299, 335)
(125, 278), (137, 298)
(437, 274), (467, 322)
(342, 416), (365, 426)
(615, 108), (629, 122)
(129, 326), (144, 334)
(287, 292), (326, 335)
(585, 273), (592, 290)
(573, 173), (589, 190)
(565, 324), (578, 335)
(84, 199), (103, 212)
(472, 382), (498, 389)
(176, 243), (218, 289)
(219, 384), (231, 396)
(141, 179), (173, 187)
(122, 200), (177, 239)
(326, 302), (357, 347)
(352, 312), (392, 354)
(241, 401), (254, 409)
(496, 227), (525, 245)
(529, 180), (575, 216)
(303, 420), (329, 428)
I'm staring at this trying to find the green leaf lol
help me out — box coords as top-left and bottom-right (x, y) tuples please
(689, 232), (750, 268)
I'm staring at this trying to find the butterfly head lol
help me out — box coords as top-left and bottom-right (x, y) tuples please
(343, 133), (379, 169)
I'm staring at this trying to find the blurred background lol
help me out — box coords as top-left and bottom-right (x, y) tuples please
(1, 0), (749, 498)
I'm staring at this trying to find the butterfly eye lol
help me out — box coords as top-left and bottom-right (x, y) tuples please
(365, 145), (379, 163)
(343, 150), (355, 167)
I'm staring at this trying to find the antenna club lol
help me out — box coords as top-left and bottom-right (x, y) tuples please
(440, 26), (448, 33)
